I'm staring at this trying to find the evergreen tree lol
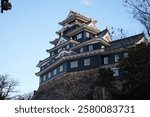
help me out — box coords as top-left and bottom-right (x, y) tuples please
(119, 42), (150, 99)
(97, 68), (113, 88)
(96, 68), (116, 99)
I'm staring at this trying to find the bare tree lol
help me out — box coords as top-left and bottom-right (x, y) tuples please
(0, 74), (18, 100)
(14, 92), (33, 100)
(110, 27), (132, 48)
(111, 27), (128, 39)
(124, 0), (150, 37)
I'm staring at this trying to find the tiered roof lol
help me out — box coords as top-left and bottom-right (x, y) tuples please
(36, 11), (146, 77)
(47, 39), (79, 53)
(107, 33), (146, 50)
(59, 11), (93, 25)
(51, 11), (100, 45)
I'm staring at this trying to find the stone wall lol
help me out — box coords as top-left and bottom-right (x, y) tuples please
(33, 69), (112, 100)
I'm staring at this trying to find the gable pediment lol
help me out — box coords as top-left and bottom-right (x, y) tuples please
(67, 11), (76, 18)
(87, 22), (97, 29)
(101, 32), (112, 42)
(56, 37), (67, 46)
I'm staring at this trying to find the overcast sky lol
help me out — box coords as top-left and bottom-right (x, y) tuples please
(0, 0), (144, 94)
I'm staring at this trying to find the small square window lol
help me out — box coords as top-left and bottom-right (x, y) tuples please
(48, 72), (51, 78)
(89, 45), (93, 51)
(77, 33), (82, 40)
(60, 65), (63, 72)
(112, 69), (119, 77)
(71, 61), (78, 68)
(43, 75), (46, 81)
(124, 53), (128, 58)
(54, 69), (57, 75)
(80, 48), (84, 53)
(51, 52), (54, 56)
(86, 32), (90, 38)
(114, 55), (119, 62)
(40, 77), (43, 83)
(84, 58), (90, 66)
(66, 45), (70, 49)
(104, 57), (108, 64)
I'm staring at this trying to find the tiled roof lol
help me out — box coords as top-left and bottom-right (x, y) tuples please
(59, 11), (92, 25)
(97, 28), (108, 37)
(106, 33), (145, 50)
(50, 38), (59, 45)
(50, 35), (70, 45)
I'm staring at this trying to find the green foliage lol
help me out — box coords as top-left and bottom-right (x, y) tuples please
(119, 42), (150, 99)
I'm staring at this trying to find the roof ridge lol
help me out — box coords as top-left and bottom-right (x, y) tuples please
(112, 33), (144, 42)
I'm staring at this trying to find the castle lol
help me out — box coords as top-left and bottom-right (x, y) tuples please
(36, 11), (146, 85)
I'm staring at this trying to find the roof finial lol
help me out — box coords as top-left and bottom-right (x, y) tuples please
(61, 32), (63, 36)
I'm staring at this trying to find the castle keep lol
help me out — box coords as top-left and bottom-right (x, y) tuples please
(36, 11), (146, 85)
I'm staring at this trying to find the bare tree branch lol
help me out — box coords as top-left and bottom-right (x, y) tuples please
(0, 74), (18, 100)
(124, 0), (150, 37)
(13, 92), (33, 100)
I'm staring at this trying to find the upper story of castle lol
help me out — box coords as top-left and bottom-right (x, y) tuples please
(48, 11), (112, 55)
